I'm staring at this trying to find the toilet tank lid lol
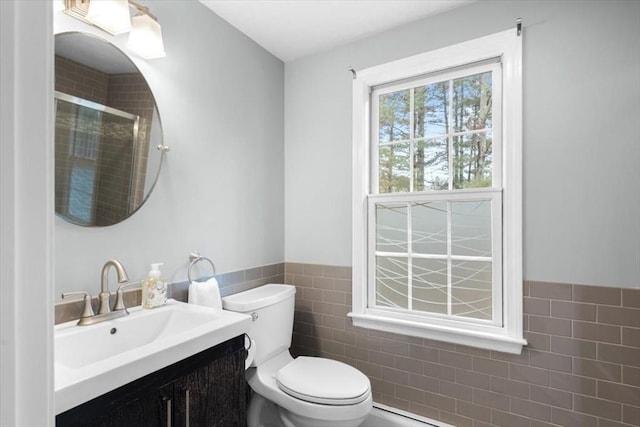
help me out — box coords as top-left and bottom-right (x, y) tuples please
(222, 284), (295, 312)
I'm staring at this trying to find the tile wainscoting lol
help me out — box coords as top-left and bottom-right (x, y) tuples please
(53, 260), (639, 427)
(55, 263), (285, 324)
(285, 262), (640, 427)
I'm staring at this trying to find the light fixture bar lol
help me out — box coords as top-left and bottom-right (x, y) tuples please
(62, 0), (92, 21)
(129, 0), (158, 21)
(63, 0), (131, 35)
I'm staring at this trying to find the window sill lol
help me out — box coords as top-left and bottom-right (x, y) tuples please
(348, 312), (527, 355)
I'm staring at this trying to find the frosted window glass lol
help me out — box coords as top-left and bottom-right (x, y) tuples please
(451, 260), (492, 320)
(376, 256), (408, 309)
(451, 200), (492, 257)
(412, 258), (448, 314)
(411, 201), (447, 255)
(376, 204), (407, 252)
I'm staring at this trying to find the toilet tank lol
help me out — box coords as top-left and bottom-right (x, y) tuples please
(222, 284), (296, 367)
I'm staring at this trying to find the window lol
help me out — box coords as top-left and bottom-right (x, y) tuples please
(351, 30), (525, 354)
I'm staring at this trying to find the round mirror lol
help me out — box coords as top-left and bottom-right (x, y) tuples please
(54, 32), (165, 227)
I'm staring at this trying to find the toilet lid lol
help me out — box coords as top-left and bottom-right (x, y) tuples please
(276, 357), (370, 406)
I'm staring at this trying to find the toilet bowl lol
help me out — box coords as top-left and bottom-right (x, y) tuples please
(222, 284), (372, 427)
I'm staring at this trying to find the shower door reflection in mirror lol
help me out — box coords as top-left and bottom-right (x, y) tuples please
(55, 92), (144, 226)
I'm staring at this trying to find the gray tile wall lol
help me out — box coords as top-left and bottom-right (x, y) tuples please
(285, 262), (640, 427)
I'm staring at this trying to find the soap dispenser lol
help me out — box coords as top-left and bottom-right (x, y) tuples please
(142, 263), (167, 309)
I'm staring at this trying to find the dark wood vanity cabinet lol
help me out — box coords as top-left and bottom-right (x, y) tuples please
(56, 335), (247, 427)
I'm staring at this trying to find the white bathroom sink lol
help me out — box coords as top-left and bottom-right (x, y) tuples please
(54, 299), (251, 415)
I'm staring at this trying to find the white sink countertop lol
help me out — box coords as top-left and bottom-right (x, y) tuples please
(54, 299), (251, 415)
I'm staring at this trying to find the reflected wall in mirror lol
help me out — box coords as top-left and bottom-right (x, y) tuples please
(55, 32), (164, 226)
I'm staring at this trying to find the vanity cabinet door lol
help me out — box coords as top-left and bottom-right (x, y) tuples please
(173, 344), (247, 426)
(96, 383), (173, 427)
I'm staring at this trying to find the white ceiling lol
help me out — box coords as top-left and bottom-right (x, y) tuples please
(199, 0), (474, 62)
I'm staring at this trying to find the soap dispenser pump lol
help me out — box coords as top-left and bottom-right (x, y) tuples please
(142, 262), (167, 309)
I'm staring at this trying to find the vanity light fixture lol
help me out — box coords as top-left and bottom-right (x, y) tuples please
(62, 0), (166, 59)
(128, 4), (166, 59)
(85, 0), (131, 35)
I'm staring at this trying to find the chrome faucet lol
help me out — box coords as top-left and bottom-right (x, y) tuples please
(98, 259), (129, 314)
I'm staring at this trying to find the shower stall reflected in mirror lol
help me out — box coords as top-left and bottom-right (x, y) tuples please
(55, 92), (148, 226)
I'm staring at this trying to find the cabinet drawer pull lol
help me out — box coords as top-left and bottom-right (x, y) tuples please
(166, 398), (172, 427)
(185, 389), (190, 427)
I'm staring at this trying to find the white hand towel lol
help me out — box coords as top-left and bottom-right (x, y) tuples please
(188, 277), (222, 310)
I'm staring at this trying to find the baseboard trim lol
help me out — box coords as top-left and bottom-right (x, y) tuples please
(368, 402), (454, 427)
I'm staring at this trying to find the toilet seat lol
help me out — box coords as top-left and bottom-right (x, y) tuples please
(276, 357), (370, 406)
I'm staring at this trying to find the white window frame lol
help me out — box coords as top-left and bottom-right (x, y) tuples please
(350, 29), (526, 354)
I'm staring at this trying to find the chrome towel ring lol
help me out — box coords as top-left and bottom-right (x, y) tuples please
(187, 251), (216, 284)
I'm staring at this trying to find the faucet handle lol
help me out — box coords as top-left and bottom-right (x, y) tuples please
(61, 291), (95, 320)
(113, 282), (139, 312)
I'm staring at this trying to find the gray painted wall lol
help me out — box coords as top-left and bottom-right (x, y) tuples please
(55, 0), (285, 299)
(284, 0), (640, 288)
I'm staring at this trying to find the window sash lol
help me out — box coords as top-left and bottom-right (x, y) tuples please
(371, 61), (502, 195)
(367, 189), (503, 328)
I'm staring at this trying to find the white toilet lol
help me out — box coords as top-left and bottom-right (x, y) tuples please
(222, 284), (372, 427)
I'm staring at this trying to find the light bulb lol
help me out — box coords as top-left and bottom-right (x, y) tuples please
(86, 0), (131, 35)
(53, 0), (65, 13)
(128, 13), (166, 59)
